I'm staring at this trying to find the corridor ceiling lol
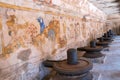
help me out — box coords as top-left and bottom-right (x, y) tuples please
(89, 0), (120, 15)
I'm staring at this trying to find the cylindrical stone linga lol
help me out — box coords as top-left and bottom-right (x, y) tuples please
(108, 31), (112, 37)
(99, 37), (104, 42)
(82, 40), (104, 58)
(109, 30), (115, 37)
(110, 30), (115, 36)
(109, 30), (113, 35)
(97, 37), (109, 48)
(104, 33), (108, 38)
(109, 30), (112, 33)
(90, 40), (96, 48)
(103, 32), (113, 42)
(67, 49), (78, 65)
(107, 31), (111, 37)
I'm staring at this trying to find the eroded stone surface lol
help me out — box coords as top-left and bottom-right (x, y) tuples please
(17, 49), (31, 61)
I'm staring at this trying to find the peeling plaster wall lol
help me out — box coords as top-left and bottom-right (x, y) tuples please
(0, 0), (107, 80)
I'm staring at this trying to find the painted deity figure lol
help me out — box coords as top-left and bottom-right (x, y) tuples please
(37, 17), (45, 34)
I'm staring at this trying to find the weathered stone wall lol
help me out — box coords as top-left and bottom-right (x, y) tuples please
(107, 14), (120, 35)
(0, 0), (107, 80)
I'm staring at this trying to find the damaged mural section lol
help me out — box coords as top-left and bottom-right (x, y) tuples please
(0, 7), (68, 80)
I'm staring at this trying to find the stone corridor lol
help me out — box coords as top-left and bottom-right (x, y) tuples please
(0, 0), (120, 80)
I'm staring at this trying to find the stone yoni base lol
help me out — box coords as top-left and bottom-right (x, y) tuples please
(87, 54), (106, 64)
(103, 48), (109, 51)
(47, 71), (101, 80)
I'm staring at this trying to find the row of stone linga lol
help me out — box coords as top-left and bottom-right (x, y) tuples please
(42, 29), (116, 80)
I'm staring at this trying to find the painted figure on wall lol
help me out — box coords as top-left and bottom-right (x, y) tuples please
(48, 29), (55, 41)
(37, 17), (45, 34)
(75, 22), (80, 39)
(6, 15), (16, 36)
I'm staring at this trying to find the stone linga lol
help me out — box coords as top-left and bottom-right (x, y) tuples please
(97, 37), (110, 48)
(96, 30), (115, 48)
(102, 31), (114, 42)
(78, 40), (104, 58)
(43, 49), (93, 80)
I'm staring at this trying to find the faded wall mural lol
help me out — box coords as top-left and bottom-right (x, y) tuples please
(0, 0), (109, 80)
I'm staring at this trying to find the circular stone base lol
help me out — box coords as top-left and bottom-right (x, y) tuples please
(83, 46), (103, 52)
(87, 54), (106, 64)
(96, 42), (109, 48)
(103, 38), (113, 42)
(52, 72), (93, 80)
(83, 52), (104, 58)
(53, 58), (93, 76)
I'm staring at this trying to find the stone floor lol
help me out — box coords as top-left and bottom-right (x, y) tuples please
(92, 36), (120, 80)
